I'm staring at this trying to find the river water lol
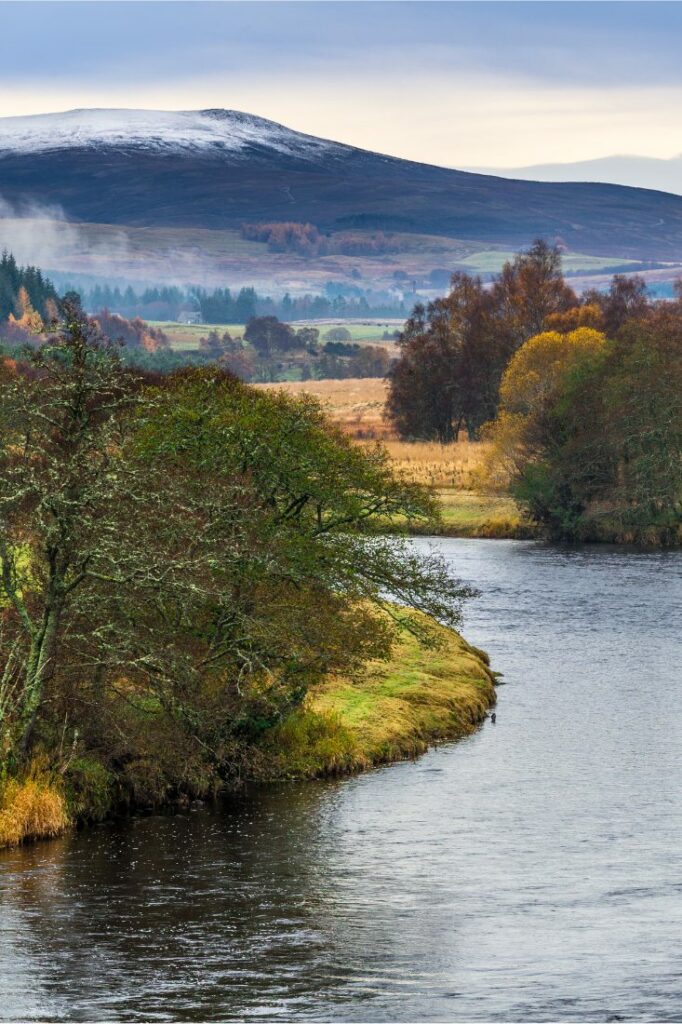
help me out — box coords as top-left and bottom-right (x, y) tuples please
(1, 539), (681, 1022)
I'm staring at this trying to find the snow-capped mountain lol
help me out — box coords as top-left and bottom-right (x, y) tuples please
(2, 108), (682, 262)
(0, 108), (348, 161)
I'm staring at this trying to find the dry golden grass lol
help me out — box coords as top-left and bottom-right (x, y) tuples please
(378, 439), (489, 489)
(256, 378), (393, 438)
(0, 775), (69, 848)
(255, 378), (533, 535)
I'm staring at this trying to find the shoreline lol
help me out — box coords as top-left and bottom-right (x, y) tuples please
(254, 618), (497, 780)
(414, 488), (537, 541)
(0, 621), (496, 848)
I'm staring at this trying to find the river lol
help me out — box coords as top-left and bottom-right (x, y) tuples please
(1, 539), (681, 1022)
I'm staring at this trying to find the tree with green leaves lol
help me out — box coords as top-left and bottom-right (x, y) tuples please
(0, 304), (472, 792)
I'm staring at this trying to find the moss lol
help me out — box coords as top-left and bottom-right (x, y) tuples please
(256, 618), (496, 780)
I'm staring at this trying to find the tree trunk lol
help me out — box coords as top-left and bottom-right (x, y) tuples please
(18, 605), (61, 757)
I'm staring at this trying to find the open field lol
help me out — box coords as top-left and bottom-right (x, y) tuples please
(256, 377), (532, 537)
(148, 321), (245, 350)
(257, 377), (393, 438)
(458, 248), (641, 275)
(149, 319), (403, 351)
(289, 320), (403, 342)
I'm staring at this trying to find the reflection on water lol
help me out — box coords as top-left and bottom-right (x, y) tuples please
(1, 540), (681, 1022)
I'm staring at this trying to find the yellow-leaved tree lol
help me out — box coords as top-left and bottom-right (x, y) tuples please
(8, 287), (44, 335)
(483, 328), (607, 488)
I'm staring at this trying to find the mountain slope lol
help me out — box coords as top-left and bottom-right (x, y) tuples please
(467, 154), (682, 197)
(1, 109), (682, 260)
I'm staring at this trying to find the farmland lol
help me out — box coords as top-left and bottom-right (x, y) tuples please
(255, 377), (532, 537)
(152, 319), (403, 351)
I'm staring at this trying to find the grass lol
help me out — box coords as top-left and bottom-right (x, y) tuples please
(257, 617), (496, 779)
(456, 248), (639, 275)
(378, 438), (487, 488)
(433, 489), (536, 539)
(148, 321), (245, 350)
(257, 377), (394, 438)
(149, 320), (403, 352)
(0, 773), (69, 848)
(255, 378), (534, 536)
(291, 320), (402, 343)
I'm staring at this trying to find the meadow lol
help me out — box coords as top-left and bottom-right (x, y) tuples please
(256, 377), (533, 537)
(149, 319), (403, 351)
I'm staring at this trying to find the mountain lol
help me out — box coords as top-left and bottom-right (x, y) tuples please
(467, 155), (682, 197)
(2, 108), (682, 261)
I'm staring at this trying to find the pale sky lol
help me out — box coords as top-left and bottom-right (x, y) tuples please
(2, 1), (682, 167)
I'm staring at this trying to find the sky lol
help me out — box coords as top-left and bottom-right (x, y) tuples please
(2, 1), (682, 168)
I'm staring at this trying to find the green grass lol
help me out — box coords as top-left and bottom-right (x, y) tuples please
(146, 321), (243, 351)
(256, 617), (496, 779)
(294, 320), (403, 343)
(432, 489), (536, 539)
(149, 320), (403, 351)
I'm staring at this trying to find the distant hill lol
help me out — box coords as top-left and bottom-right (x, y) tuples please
(467, 154), (682, 198)
(1, 109), (682, 262)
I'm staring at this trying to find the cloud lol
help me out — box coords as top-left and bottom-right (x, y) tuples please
(2, 3), (682, 169)
(0, 195), (131, 280)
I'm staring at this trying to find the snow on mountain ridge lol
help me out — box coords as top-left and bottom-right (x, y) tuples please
(0, 108), (347, 160)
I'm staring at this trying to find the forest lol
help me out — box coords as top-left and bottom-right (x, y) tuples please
(68, 279), (407, 323)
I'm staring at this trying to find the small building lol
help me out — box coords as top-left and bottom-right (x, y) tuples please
(177, 299), (203, 325)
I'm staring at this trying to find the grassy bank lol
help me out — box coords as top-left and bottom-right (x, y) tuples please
(421, 489), (536, 540)
(0, 619), (496, 847)
(0, 774), (69, 848)
(256, 618), (496, 780)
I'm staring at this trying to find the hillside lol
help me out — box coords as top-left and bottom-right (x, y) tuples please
(2, 109), (682, 261)
(469, 153), (682, 197)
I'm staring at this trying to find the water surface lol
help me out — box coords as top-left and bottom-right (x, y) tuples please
(1, 540), (680, 1021)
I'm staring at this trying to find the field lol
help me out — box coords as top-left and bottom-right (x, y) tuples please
(149, 319), (404, 352)
(256, 377), (534, 537)
(458, 249), (640, 274)
(148, 321), (244, 350)
(257, 377), (393, 438)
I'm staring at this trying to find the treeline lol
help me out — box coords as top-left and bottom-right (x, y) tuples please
(93, 310), (170, 353)
(387, 241), (579, 442)
(195, 317), (393, 382)
(76, 282), (405, 324)
(0, 298), (464, 814)
(0, 251), (59, 321)
(240, 221), (401, 258)
(484, 290), (682, 543)
(388, 241), (682, 543)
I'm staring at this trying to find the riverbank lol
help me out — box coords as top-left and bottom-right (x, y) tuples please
(421, 489), (536, 540)
(255, 618), (497, 779)
(0, 620), (496, 847)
